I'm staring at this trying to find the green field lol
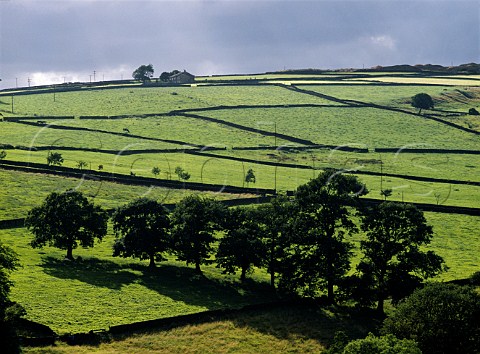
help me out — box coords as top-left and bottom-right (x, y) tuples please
(0, 74), (479, 338)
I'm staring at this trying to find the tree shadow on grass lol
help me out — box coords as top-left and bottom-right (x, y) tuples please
(229, 303), (381, 347)
(39, 256), (278, 310)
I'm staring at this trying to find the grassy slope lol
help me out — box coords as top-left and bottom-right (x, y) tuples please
(0, 76), (478, 340)
(22, 305), (379, 354)
(3, 209), (478, 334)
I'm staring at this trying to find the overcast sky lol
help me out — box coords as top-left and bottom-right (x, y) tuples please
(0, 0), (478, 88)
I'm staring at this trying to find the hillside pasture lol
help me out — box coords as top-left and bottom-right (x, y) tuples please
(199, 107), (480, 150)
(0, 85), (337, 118)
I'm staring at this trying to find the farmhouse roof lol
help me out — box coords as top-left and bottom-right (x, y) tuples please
(170, 70), (195, 78)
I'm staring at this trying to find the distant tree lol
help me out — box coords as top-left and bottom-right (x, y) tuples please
(356, 202), (446, 313)
(411, 93), (434, 114)
(76, 160), (88, 170)
(47, 152), (63, 166)
(25, 190), (108, 260)
(98, 164), (104, 171)
(160, 72), (171, 82)
(380, 188), (392, 200)
(112, 198), (170, 268)
(132, 64), (154, 83)
(171, 195), (226, 274)
(245, 168), (256, 186)
(0, 150), (6, 160)
(280, 169), (367, 301)
(382, 283), (480, 354)
(468, 107), (479, 115)
(175, 166), (190, 181)
(216, 207), (266, 281)
(151, 166), (161, 178)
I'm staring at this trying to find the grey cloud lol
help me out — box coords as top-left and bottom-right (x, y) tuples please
(0, 0), (478, 88)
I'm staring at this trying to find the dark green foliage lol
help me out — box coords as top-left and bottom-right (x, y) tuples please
(112, 198), (170, 268)
(160, 72), (171, 82)
(382, 283), (480, 354)
(0, 241), (19, 317)
(256, 195), (295, 288)
(245, 168), (256, 185)
(342, 333), (421, 354)
(355, 202), (446, 313)
(279, 169), (367, 300)
(468, 107), (479, 115)
(411, 93), (434, 113)
(216, 207), (266, 281)
(0, 241), (22, 354)
(132, 64), (154, 82)
(171, 195), (226, 274)
(25, 190), (108, 260)
(175, 166), (191, 181)
(0, 150), (6, 160)
(151, 166), (161, 177)
(46, 151), (63, 166)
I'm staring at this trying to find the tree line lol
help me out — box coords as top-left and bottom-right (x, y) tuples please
(24, 169), (446, 311)
(0, 168), (479, 353)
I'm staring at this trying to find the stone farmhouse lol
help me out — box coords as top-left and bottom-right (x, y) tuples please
(168, 70), (195, 84)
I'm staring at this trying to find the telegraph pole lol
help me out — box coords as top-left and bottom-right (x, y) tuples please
(27, 78), (31, 87)
(93, 70), (96, 82)
(11, 95), (14, 113)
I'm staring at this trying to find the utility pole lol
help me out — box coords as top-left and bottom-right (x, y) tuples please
(11, 95), (14, 113)
(89, 75), (92, 83)
(63, 76), (66, 83)
(27, 78), (31, 87)
(93, 70), (96, 82)
(53, 85), (56, 102)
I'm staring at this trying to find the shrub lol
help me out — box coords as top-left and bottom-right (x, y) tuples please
(468, 107), (479, 115)
(382, 282), (480, 354)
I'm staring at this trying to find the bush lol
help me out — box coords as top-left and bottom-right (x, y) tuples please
(325, 332), (421, 354)
(382, 282), (480, 354)
(343, 333), (421, 354)
(468, 107), (479, 115)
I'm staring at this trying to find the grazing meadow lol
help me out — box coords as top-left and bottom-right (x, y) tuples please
(0, 72), (479, 340)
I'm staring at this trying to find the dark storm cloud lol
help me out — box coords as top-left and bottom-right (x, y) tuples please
(0, 0), (478, 88)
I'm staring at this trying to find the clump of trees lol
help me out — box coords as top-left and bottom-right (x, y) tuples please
(22, 167), (478, 354)
(132, 64), (154, 83)
(0, 150), (6, 160)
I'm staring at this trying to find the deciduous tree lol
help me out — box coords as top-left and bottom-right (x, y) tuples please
(357, 202), (446, 313)
(280, 169), (367, 301)
(245, 168), (256, 186)
(151, 166), (161, 178)
(171, 195), (225, 274)
(25, 190), (108, 260)
(47, 152), (63, 166)
(216, 207), (265, 281)
(132, 64), (154, 82)
(112, 198), (170, 268)
(411, 93), (434, 114)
